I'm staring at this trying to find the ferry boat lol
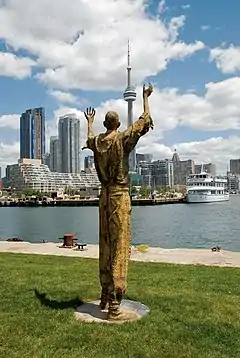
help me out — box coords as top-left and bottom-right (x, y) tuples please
(186, 170), (229, 203)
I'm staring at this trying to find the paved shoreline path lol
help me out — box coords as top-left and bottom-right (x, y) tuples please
(1, 242), (240, 267)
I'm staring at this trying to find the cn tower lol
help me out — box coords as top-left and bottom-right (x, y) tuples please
(123, 40), (137, 172)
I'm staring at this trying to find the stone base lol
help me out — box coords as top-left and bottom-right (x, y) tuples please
(75, 299), (150, 324)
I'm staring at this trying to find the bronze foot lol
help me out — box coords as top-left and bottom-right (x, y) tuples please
(107, 309), (138, 321)
(99, 291), (109, 310)
(99, 301), (108, 310)
(108, 296), (138, 321)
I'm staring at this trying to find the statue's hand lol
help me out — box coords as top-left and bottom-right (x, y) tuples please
(150, 116), (154, 130)
(143, 83), (153, 97)
(84, 107), (96, 123)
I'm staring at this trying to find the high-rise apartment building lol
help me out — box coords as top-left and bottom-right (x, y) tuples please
(230, 159), (240, 175)
(5, 159), (100, 195)
(172, 150), (195, 185)
(227, 173), (240, 193)
(58, 114), (80, 173)
(20, 107), (45, 160)
(50, 136), (59, 172)
(152, 160), (174, 188)
(136, 153), (153, 165)
(137, 160), (174, 188)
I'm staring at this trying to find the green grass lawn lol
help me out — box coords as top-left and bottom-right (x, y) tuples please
(0, 253), (240, 358)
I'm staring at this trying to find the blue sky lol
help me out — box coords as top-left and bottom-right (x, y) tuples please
(1, 0), (240, 173)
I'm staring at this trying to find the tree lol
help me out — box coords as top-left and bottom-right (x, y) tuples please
(21, 190), (49, 198)
(138, 186), (150, 198)
(64, 187), (79, 196)
(130, 185), (137, 195)
(156, 186), (166, 194)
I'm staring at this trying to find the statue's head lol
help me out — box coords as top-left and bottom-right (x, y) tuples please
(104, 111), (120, 130)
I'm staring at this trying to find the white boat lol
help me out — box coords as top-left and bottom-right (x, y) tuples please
(186, 170), (229, 203)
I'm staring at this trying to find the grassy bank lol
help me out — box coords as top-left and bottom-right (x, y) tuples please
(0, 253), (240, 358)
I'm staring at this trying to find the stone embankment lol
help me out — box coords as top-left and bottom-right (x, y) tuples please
(0, 241), (239, 268)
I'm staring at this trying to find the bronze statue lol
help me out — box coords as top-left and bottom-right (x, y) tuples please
(83, 84), (153, 320)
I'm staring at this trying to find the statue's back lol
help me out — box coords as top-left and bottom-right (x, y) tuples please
(93, 132), (129, 187)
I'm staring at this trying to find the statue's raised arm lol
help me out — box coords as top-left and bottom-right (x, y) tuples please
(82, 107), (96, 151)
(131, 82), (154, 132)
(122, 83), (154, 153)
(142, 83), (154, 129)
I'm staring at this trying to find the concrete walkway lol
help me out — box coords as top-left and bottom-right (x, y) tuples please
(1, 241), (240, 268)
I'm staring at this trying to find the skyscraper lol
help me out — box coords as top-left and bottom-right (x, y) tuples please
(230, 159), (240, 175)
(58, 114), (80, 173)
(123, 40), (137, 172)
(20, 107), (45, 160)
(49, 136), (59, 172)
(136, 153), (153, 165)
(172, 150), (195, 185)
(152, 160), (174, 188)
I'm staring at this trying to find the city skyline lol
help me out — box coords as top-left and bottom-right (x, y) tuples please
(1, 0), (240, 173)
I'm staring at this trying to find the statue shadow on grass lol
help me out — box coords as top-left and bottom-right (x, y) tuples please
(33, 289), (84, 310)
(34, 289), (140, 320)
(34, 289), (107, 320)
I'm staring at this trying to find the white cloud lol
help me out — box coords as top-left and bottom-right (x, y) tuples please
(0, 114), (20, 129)
(177, 77), (240, 131)
(0, 0), (204, 90)
(0, 52), (35, 79)
(181, 4), (191, 9)
(157, 0), (167, 14)
(0, 142), (19, 167)
(48, 90), (78, 105)
(210, 45), (240, 74)
(201, 25), (211, 31)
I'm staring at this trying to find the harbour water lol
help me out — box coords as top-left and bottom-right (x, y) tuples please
(0, 196), (239, 251)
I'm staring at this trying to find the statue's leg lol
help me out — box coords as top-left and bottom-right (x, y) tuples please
(99, 189), (111, 310)
(107, 190), (131, 320)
